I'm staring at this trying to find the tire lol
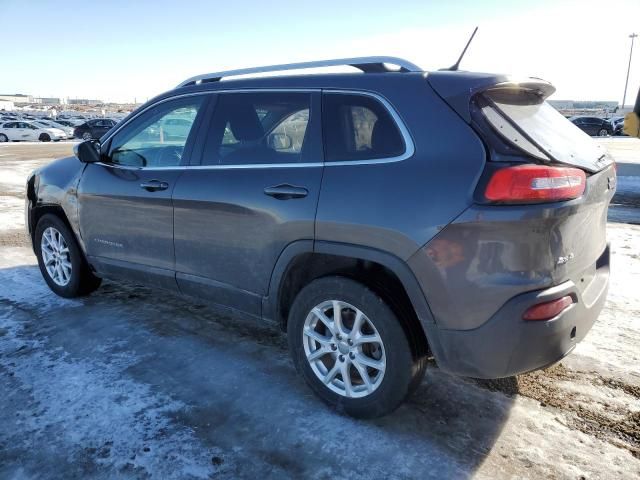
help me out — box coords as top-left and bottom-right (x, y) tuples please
(35, 214), (102, 298)
(0, 134), (8, 142)
(287, 276), (422, 418)
(39, 133), (51, 142)
(598, 128), (609, 137)
(82, 132), (92, 141)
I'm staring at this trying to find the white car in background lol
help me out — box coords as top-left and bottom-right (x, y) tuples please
(33, 120), (75, 139)
(0, 120), (66, 142)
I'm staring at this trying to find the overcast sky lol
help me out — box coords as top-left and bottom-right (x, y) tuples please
(3, 0), (639, 105)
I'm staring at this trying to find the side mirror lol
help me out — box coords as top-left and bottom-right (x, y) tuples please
(74, 140), (101, 163)
(267, 132), (293, 150)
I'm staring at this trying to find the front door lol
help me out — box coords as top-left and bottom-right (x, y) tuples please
(172, 91), (323, 314)
(77, 94), (208, 289)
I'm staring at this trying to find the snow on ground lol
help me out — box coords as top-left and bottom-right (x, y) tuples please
(0, 141), (639, 479)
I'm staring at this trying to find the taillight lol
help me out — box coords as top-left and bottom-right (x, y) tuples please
(485, 165), (586, 203)
(523, 295), (574, 321)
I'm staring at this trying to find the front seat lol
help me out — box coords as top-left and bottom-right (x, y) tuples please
(222, 104), (277, 164)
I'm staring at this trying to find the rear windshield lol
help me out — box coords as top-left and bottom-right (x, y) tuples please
(483, 89), (608, 172)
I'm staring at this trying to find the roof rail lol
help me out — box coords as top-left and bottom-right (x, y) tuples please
(176, 56), (422, 88)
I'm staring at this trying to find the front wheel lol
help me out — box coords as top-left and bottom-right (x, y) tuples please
(35, 214), (102, 298)
(39, 133), (51, 142)
(82, 132), (92, 141)
(287, 276), (424, 418)
(598, 128), (609, 137)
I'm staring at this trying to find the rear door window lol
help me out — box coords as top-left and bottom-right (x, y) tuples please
(322, 93), (405, 162)
(202, 92), (311, 165)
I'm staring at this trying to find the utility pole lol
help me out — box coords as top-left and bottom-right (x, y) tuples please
(622, 33), (638, 110)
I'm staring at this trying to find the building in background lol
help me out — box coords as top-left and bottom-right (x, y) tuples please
(34, 97), (63, 105)
(67, 98), (103, 105)
(548, 100), (620, 117)
(0, 100), (15, 111)
(0, 94), (33, 104)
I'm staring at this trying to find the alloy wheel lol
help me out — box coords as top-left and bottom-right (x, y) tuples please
(302, 300), (386, 398)
(41, 227), (72, 286)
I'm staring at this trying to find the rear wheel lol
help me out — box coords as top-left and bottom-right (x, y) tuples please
(287, 276), (424, 418)
(39, 133), (51, 142)
(0, 134), (8, 142)
(35, 214), (101, 298)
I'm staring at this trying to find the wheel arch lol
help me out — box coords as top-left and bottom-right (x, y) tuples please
(30, 205), (74, 248)
(264, 240), (436, 359)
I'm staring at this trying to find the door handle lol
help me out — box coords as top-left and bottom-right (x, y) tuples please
(140, 180), (169, 192)
(264, 184), (309, 200)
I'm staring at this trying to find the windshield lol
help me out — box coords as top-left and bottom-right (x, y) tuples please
(483, 89), (610, 172)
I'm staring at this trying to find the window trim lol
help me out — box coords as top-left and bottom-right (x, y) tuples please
(96, 88), (414, 170)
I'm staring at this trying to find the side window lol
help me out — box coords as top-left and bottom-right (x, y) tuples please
(322, 93), (405, 162)
(108, 96), (204, 168)
(203, 92), (311, 165)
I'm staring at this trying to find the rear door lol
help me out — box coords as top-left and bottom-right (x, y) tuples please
(77, 94), (208, 289)
(172, 90), (323, 315)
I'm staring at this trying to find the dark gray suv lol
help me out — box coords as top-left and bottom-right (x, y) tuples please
(25, 57), (615, 418)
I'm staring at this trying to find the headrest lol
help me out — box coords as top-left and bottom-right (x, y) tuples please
(371, 116), (402, 154)
(228, 103), (264, 141)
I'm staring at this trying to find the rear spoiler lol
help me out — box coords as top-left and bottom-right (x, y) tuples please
(426, 71), (554, 123)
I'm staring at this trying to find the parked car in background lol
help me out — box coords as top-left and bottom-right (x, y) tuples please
(73, 118), (117, 140)
(26, 57), (615, 418)
(610, 117), (626, 136)
(54, 119), (84, 128)
(569, 116), (613, 136)
(0, 120), (66, 142)
(33, 120), (74, 139)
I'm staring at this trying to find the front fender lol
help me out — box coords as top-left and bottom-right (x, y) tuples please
(27, 156), (86, 252)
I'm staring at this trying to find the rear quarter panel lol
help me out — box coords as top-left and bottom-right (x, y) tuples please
(315, 76), (487, 260)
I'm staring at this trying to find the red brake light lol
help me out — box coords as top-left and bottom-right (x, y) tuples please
(523, 295), (574, 321)
(485, 165), (586, 203)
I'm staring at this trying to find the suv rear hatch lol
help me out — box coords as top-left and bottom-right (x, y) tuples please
(418, 72), (615, 331)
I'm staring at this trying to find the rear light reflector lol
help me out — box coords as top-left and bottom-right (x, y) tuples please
(523, 295), (574, 321)
(485, 165), (586, 203)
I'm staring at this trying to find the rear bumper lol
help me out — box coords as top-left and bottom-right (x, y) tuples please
(425, 245), (610, 378)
